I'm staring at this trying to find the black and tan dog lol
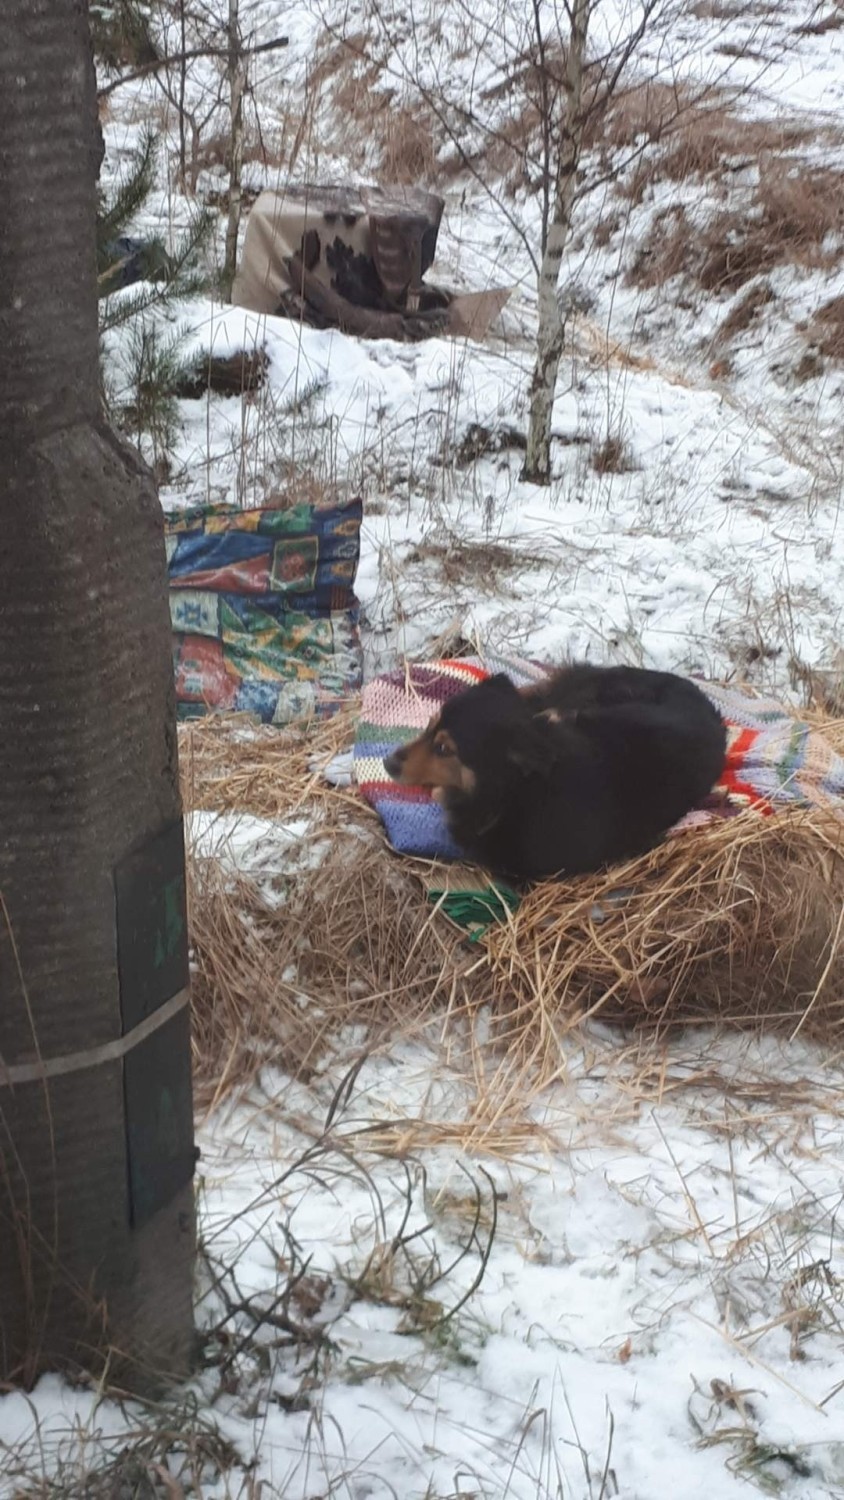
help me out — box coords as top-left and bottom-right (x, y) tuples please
(384, 664), (727, 881)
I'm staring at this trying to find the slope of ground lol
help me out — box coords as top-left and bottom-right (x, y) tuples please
(100, 0), (844, 695)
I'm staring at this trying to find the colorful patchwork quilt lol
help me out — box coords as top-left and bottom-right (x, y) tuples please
(354, 658), (844, 865)
(165, 498), (363, 723)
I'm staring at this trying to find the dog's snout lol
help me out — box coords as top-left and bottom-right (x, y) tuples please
(384, 748), (406, 780)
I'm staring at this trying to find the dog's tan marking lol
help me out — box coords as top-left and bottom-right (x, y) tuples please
(387, 721), (474, 792)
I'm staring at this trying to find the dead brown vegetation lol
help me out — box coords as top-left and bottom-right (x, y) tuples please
(589, 80), (722, 158)
(404, 537), (548, 592)
(793, 348), (825, 382)
(310, 36), (440, 182)
(466, 72), (714, 197)
(308, 30), (376, 93)
(606, 91), (827, 221)
(796, 5), (844, 36)
(331, 62), (437, 177)
(809, 293), (844, 360)
(454, 76), (812, 206)
(483, 807), (844, 1054)
(714, 280), (775, 345)
(188, 829), (486, 1108)
(628, 204), (691, 287)
(691, 0), (780, 16)
(629, 161), (844, 295)
(375, 102), (439, 183)
(591, 433), (637, 474)
(659, 113), (809, 184)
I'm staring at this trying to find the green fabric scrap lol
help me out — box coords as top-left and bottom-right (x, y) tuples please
(427, 882), (521, 939)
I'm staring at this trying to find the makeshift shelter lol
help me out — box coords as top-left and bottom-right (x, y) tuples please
(232, 184), (511, 342)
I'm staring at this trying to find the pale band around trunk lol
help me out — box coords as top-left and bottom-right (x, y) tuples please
(0, 988), (190, 1089)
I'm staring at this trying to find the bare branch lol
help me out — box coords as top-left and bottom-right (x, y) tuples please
(97, 33), (289, 100)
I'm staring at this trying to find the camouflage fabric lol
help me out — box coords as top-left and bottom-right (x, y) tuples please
(165, 497), (363, 723)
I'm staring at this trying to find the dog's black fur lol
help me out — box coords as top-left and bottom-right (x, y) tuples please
(388, 664), (727, 882)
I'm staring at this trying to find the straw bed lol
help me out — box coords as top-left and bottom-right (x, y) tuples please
(187, 830), (495, 1108)
(180, 708), (844, 1106)
(481, 807), (844, 1052)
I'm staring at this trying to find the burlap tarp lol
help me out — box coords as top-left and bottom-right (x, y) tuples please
(232, 184), (512, 342)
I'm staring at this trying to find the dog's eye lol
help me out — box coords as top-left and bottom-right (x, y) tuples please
(434, 738), (453, 757)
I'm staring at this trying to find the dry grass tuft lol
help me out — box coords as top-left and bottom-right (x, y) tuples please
(588, 80), (700, 153)
(310, 35), (440, 183)
(659, 111), (809, 183)
(628, 204), (692, 287)
(437, 101), (538, 194)
(180, 702), (361, 823)
(481, 809), (844, 1078)
(714, 280), (775, 345)
(591, 432), (637, 474)
(404, 536), (548, 592)
(471, 74), (714, 197)
(308, 30), (376, 92)
(630, 160), (844, 295)
(181, 710), (490, 1107)
(188, 831), (487, 1109)
(606, 91), (814, 208)
(808, 293), (844, 361)
(593, 211), (622, 248)
(796, 4), (844, 35)
(181, 709), (844, 1111)
(691, 0), (779, 16)
(793, 347), (825, 382)
(375, 103), (439, 183)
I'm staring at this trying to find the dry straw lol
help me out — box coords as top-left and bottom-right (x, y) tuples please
(180, 706), (844, 1109)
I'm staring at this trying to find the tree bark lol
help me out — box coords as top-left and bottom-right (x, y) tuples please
(223, 0), (247, 297)
(178, 0), (189, 188)
(0, 0), (195, 1389)
(522, 0), (591, 486)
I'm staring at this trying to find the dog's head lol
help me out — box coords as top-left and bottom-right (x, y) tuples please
(384, 674), (549, 796)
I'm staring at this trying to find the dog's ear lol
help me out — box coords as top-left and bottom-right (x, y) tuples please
(506, 721), (549, 777)
(485, 673), (519, 696)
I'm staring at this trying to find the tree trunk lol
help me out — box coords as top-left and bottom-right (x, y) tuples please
(0, 0), (196, 1390)
(223, 0), (247, 296)
(177, 0), (189, 188)
(522, 0), (591, 486)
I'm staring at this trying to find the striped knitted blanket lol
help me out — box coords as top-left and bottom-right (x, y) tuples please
(355, 655), (548, 859)
(354, 658), (844, 866)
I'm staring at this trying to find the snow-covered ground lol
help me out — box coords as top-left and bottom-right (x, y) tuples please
(3, 1031), (844, 1496)
(4, 2), (844, 1495)
(159, 297), (844, 683)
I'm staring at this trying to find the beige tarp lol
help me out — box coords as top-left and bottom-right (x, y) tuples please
(232, 185), (511, 343)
